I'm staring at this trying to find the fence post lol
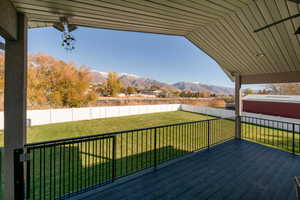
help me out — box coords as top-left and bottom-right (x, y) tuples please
(14, 148), (25, 200)
(154, 128), (157, 169)
(112, 136), (117, 181)
(208, 120), (210, 150)
(293, 124), (295, 155)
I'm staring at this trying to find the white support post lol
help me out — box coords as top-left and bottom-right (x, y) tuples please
(4, 13), (28, 200)
(235, 73), (242, 139)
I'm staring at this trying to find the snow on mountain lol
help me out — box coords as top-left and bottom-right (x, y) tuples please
(173, 81), (234, 95)
(91, 71), (234, 94)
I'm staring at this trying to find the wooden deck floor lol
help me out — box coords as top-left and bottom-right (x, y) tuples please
(73, 140), (300, 200)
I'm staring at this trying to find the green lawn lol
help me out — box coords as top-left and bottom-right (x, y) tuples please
(0, 111), (213, 146)
(241, 121), (300, 154)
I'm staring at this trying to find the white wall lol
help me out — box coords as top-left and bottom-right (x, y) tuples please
(0, 104), (181, 129)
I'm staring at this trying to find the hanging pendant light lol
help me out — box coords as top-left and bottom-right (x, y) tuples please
(53, 17), (77, 51)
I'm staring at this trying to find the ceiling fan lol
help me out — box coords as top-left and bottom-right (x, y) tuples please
(254, 0), (300, 34)
(53, 17), (77, 33)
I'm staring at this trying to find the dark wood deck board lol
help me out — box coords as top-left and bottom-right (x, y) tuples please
(74, 140), (300, 200)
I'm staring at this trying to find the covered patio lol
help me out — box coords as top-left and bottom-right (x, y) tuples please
(73, 140), (300, 200)
(1, 0), (300, 199)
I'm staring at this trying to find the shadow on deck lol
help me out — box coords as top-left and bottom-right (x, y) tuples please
(72, 139), (300, 200)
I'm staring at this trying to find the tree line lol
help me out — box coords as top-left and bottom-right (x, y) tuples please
(0, 53), (143, 108)
(94, 72), (139, 97)
(27, 53), (97, 107)
(1, 52), (299, 108)
(179, 89), (214, 98)
(244, 84), (300, 96)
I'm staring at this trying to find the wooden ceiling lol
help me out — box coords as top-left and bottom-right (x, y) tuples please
(10, 0), (300, 82)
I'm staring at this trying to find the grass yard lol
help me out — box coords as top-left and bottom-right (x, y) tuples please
(0, 111), (213, 146)
(241, 122), (300, 154)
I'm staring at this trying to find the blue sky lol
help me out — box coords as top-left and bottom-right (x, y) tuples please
(1, 27), (263, 89)
(27, 27), (236, 87)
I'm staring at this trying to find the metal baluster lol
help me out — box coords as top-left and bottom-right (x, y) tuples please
(68, 143), (71, 196)
(33, 149), (35, 200)
(293, 123), (295, 155)
(154, 128), (157, 169)
(208, 120), (210, 150)
(112, 136), (117, 181)
(49, 146), (52, 199)
(120, 134), (123, 177)
(40, 147), (42, 199)
(26, 148), (31, 199)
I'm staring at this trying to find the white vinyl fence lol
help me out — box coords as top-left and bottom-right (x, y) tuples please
(181, 104), (300, 131)
(181, 104), (235, 119)
(0, 104), (299, 131)
(0, 104), (181, 129)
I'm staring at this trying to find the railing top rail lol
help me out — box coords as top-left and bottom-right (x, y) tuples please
(26, 135), (115, 150)
(25, 118), (221, 148)
(242, 115), (300, 126)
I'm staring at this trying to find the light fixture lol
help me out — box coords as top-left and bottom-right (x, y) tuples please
(53, 17), (77, 51)
(256, 53), (265, 58)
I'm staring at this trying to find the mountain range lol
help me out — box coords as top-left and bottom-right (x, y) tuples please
(173, 82), (234, 95)
(91, 71), (234, 95)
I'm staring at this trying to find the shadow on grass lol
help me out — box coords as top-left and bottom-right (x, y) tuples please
(25, 144), (189, 200)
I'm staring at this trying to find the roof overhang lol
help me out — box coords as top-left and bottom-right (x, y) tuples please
(241, 71), (300, 84)
(0, 0), (17, 40)
(7, 0), (300, 84)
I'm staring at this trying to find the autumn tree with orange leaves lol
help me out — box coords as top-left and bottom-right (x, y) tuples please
(0, 52), (97, 108)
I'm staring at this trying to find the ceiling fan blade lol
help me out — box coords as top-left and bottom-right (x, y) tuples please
(296, 26), (300, 34)
(254, 13), (300, 33)
(288, 0), (300, 4)
(68, 24), (78, 32)
(53, 22), (64, 32)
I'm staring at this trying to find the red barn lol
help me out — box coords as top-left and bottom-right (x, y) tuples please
(243, 95), (300, 119)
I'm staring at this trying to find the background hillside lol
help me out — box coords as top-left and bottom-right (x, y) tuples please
(91, 71), (234, 94)
(173, 81), (234, 95)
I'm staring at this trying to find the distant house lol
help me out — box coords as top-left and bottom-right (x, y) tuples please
(243, 95), (300, 119)
(117, 93), (126, 97)
(139, 89), (163, 97)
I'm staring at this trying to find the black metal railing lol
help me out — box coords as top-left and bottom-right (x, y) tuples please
(0, 147), (3, 200)
(241, 116), (300, 154)
(14, 118), (234, 199)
